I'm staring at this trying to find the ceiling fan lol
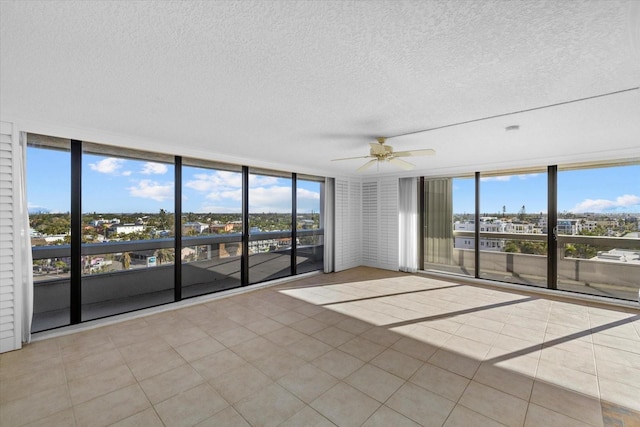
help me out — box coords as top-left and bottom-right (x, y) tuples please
(331, 137), (435, 172)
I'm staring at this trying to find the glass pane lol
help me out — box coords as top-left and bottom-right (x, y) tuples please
(297, 178), (323, 273)
(557, 164), (640, 300)
(424, 177), (475, 276)
(479, 172), (547, 286)
(181, 166), (243, 297)
(249, 170), (292, 283)
(27, 138), (72, 332)
(81, 149), (175, 320)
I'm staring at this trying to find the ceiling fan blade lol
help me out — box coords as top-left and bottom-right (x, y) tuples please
(356, 159), (378, 172)
(389, 158), (415, 170)
(393, 149), (436, 157)
(331, 155), (373, 161)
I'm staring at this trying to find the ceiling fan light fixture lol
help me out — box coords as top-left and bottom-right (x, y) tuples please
(332, 137), (434, 172)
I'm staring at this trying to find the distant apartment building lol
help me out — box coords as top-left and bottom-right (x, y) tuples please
(557, 218), (613, 235)
(182, 222), (209, 235)
(107, 223), (144, 237)
(454, 217), (505, 251)
(208, 223), (236, 234)
(580, 220), (599, 233)
(90, 218), (121, 227)
(454, 217), (542, 251)
(557, 219), (580, 235)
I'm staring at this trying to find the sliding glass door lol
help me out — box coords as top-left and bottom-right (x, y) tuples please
(81, 143), (176, 321)
(27, 134), (325, 332)
(28, 135), (72, 331)
(478, 171), (547, 287)
(422, 162), (639, 302)
(557, 164), (640, 300)
(423, 176), (475, 277)
(248, 169), (293, 284)
(181, 159), (243, 297)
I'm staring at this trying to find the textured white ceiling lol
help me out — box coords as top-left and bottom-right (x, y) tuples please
(1, 0), (639, 177)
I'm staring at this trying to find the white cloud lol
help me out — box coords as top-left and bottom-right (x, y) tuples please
(480, 175), (511, 182)
(480, 173), (539, 182)
(250, 186), (292, 212)
(121, 170), (132, 176)
(186, 171), (243, 206)
(570, 194), (640, 213)
(517, 173), (539, 180)
(185, 171), (243, 192)
(89, 158), (124, 174)
(297, 188), (320, 200)
(249, 175), (279, 186)
(185, 172), (299, 212)
(141, 162), (168, 175)
(127, 180), (174, 202)
(205, 189), (242, 202)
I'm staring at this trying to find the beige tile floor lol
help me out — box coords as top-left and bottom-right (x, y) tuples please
(1, 267), (640, 427)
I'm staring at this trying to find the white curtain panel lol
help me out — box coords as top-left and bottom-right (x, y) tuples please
(18, 133), (33, 343)
(398, 177), (418, 272)
(323, 178), (335, 273)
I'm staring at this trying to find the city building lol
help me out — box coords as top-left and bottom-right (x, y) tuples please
(1, 2), (639, 426)
(106, 223), (144, 237)
(181, 221), (209, 235)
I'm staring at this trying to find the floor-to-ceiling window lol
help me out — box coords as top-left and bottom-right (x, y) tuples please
(27, 135), (325, 332)
(557, 163), (640, 300)
(296, 176), (324, 273)
(423, 176), (475, 277)
(80, 143), (176, 321)
(478, 170), (547, 287)
(181, 159), (243, 297)
(28, 135), (72, 331)
(248, 169), (293, 284)
(422, 162), (640, 302)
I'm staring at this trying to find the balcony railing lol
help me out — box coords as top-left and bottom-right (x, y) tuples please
(426, 231), (640, 301)
(31, 229), (324, 332)
(32, 229), (324, 260)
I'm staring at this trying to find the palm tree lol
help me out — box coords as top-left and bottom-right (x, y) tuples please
(121, 252), (131, 270)
(155, 248), (175, 265)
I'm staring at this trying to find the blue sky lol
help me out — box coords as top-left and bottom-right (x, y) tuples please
(27, 147), (638, 215)
(454, 165), (640, 215)
(27, 149), (322, 214)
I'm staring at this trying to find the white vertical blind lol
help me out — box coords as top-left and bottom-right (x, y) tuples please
(361, 181), (378, 265)
(323, 178), (335, 273)
(361, 177), (398, 271)
(334, 178), (362, 271)
(379, 177), (399, 271)
(348, 180), (362, 269)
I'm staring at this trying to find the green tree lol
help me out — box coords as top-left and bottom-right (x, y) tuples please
(54, 260), (67, 272)
(504, 241), (519, 253)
